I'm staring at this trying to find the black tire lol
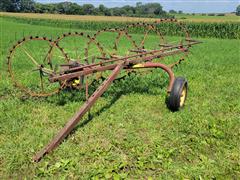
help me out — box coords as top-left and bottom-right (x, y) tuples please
(166, 77), (188, 111)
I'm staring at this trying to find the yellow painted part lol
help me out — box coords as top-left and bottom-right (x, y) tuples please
(180, 86), (187, 107)
(132, 64), (145, 68)
(96, 72), (102, 80)
(72, 79), (80, 86)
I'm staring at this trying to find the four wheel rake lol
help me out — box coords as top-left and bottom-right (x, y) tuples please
(6, 19), (201, 162)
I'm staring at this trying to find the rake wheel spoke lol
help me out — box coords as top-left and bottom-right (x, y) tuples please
(8, 37), (66, 97)
(40, 70), (44, 92)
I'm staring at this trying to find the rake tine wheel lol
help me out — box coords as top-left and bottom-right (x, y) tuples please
(7, 37), (67, 97)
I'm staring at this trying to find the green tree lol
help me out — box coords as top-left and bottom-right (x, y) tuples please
(136, 2), (142, 7)
(0, 0), (170, 18)
(0, 0), (20, 12)
(122, 5), (135, 16)
(56, 2), (73, 14)
(19, 0), (35, 12)
(67, 3), (81, 15)
(169, 9), (177, 14)
(82, 4), (94, 15)
(98, 4), (106, 15)
(236, 5), (240, 16)
(98, 4), (110, 16)
(34, 3), (43, 13)
(135, 3), (165, 17)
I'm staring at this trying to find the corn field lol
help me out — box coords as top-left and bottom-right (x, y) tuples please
(3, 16), (240, 39)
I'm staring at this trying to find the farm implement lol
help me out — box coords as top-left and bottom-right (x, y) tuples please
(6, 19), (201, 162)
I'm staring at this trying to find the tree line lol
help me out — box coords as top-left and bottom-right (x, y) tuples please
(1, 1), (239, 17)
(0, 0), (174, 18)
(237, 5), (240, 16)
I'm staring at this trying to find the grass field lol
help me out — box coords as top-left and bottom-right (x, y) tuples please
(0, 16), (240, 179)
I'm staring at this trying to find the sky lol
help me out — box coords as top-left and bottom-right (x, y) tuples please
(37, 0), (239, 13)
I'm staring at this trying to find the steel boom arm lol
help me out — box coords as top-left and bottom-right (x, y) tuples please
(33, 62), (124, 162)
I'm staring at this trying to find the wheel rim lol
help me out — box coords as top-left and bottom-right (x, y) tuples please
(8, 37), (66, 97)
(180, 85), (187, 107)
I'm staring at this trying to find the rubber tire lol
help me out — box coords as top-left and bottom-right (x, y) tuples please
(166, 77), (188, 111)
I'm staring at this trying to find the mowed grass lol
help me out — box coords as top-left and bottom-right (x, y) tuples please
(0, 17), (240, 178)
(1, 12), (239, 23)
(0, 12), (157, 23)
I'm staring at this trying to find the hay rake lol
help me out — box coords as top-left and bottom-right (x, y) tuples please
(7, 19), (201, 162)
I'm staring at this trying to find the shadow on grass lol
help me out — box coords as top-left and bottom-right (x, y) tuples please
(46, 72), (168, 106)
(69, 91), (123, 136)
(7, 71), (169, 157)
(9, 72), (168, 139)
(62, 73), (169, 136)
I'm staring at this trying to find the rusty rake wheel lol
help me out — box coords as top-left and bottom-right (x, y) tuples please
(110, 22), (168, 78)
(124, 22), (166, 51)
(89, 28), (138, 57)
(87, 23), (167, 80)
(84, 29), (130, 81)
(86, 28), (140, 81)
(84, 22), (171, 81)
(155, 19), (191, 68)
(54, 32), (106, 65)
(52, 32), (109, 88)
(7, 36), (66, 97)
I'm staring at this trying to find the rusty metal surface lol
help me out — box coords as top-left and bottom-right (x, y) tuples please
(131, 62), (175, 92)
